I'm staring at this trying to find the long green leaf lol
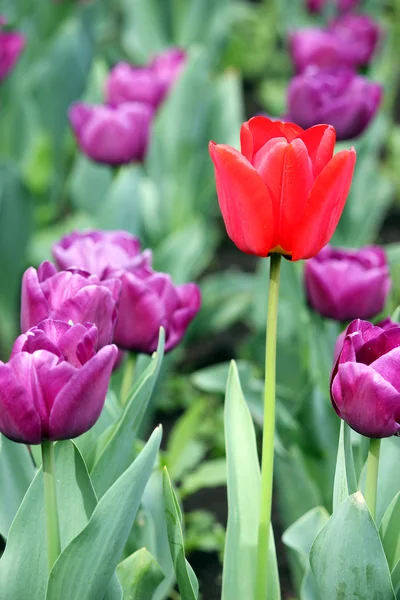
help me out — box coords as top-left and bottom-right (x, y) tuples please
(282, 507), (329, 567)
(379, 492), (400, 572)
(0, 435), (35, 538)
(333, 420), (357, 510)
(162, 468), (198, 600)
(91, 330), (164, 497)
(310, 492), (395, 600)
(222, 361), (280, 600)
(46, 427), (162, 600)
(116, 548), (164, 600)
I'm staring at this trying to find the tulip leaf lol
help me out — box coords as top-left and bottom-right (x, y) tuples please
(379, 492), (400, 573)
(391, 559), (400, 595)
(310, 492), (396, 600)
(333, 420), (357, 511)
(0, 440), (120, 600)
(90, 330), (164, 498)
(222, 361), (280, 600)
(282, 506), (329, 567)
(116, 547), (165, 600)
(376, 437), (400, 524)
(0, 435), (35, 539)
(46, 426), (162, 600)
(162, 467), (199, 600)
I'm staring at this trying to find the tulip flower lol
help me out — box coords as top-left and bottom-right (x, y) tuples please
(149, 48), (186, 102)
(0, 19), (25, 81)
(331, 319), (400, 438)
(112, 266), (201, 353)
(307, 0), (360, 13)
(305, 246), (391, 321)
(52, 230), (152, 279)
(0, 320), (117, 444)
(53, 230), (201, 353)
(21, 261), (121, 349)
(105, 63), (163, 109)
(69, 102), (154, 165)
(209, 117), (356, 260)
(334, 316), (396, 361)
(290, 14), (380, 72)
(287, 67), (382, 140)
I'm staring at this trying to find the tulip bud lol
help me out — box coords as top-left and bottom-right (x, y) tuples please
(52, 230), (151, 279)
(304, 245), (391, 321)
(331, 319), (400, 438)
(287, 67), (382, 140)
(105, 63), (163, 109)
(21, 261), (121, 349)
(0, 18), (25, 81)
(0, 320), (117, 444)
(69, 102), (154, 165)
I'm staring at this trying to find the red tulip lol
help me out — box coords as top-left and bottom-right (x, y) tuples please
(209, 117), (356, 261)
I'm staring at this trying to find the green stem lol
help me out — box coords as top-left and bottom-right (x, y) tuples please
(365, 437), (381, 521)
(120, 353), (136, 406)
(41, 441), (61, 572)
(255, 253), (281, 600)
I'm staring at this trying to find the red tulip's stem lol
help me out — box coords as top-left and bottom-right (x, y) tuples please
(365, 438), (381, 521)
(255, 253), (281, 600)
(42, 441), (61, 572)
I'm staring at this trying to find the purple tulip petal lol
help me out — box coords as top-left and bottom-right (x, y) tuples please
(21, 267), (50, 332)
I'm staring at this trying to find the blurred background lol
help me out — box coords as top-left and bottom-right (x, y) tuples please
(0, 0), (399, 598)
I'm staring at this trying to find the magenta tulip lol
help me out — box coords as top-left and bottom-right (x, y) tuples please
(105, 63), (162, 109)
(0, 320), (117, 444)
(329, 14), (380, 67)
(69, 102), (154, 165)
(21, 261), (121, 349)
(149, 48), (186, 102)
(307, 0), (360, 13)
(287, 67), (382, 140)
(0, 17), (25, 81)
(305, 245), (391, 321)
(331, 319), (400, 438)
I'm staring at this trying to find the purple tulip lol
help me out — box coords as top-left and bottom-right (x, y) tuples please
(287, 67), (382, 140)
(331, 319), (400, 438)
(21, 261), (121, 349)
(52, 230), (151, 279)
(334, 317), (397, 362)
(113, 266), (201, 353)
(53, 230), (201, 353)
(290, 15), (380, 72)
(105, 63), (162, 109)
(0, 19), (25, 81)
(307, 0), (360, 13)
(0, 320), (117, 444)
(304, 245), (391, 321)
(149, 48), (186, 102)
(69, 102), (154, 165)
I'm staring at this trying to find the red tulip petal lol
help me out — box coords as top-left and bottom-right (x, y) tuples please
(297, 124), (336, 177)
(253, 138), (313, 252)
(292, 148), (356, 261)
(240, 116), (303, 161)
(209, 142), (274, 256)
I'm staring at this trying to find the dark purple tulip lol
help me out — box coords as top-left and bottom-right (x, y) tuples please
(287, 67), (382, 140)
(105, 63), (162, 109)
(113, 266), (201, 353)
(52, 230), (152, 279)
(328, 14), (380, 67)
(334, 317), (397, 362)
(21, 261), (121, 349)
(149, 48), (186, 102)
(307, 0), (360, 13)
(0, 19), (25, 81)
(0, 320), (117, 444)
(69, 102), (154, 165)
(304, 245), (391, 321)
(331, 319), (400, 438)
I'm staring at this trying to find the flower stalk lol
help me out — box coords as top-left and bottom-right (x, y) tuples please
(255, 253), (281, 600)
(42, 441), (61, 572)
(365, 437), (381, 521)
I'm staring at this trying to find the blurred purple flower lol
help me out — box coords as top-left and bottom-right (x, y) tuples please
(112, 266), (201, 353)
(307, 0), (360, 13)
(21, 261), (120, 349)
(0, 18), (25, 81)
(53, 230), (201, 353)
(287, 67), (382, 140)
(53, 230), (151, 279)
(290, 14), (380, 72)
(331, 319), (400, 438)
(0, 320), (117, 444)
(69, 102), (154, 165)
(105, 63), (162, 109)
(304, 245), (391, 321)
(149, 48), (186, 102)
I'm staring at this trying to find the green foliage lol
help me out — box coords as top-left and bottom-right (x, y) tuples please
(116, 548), (165, 600)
